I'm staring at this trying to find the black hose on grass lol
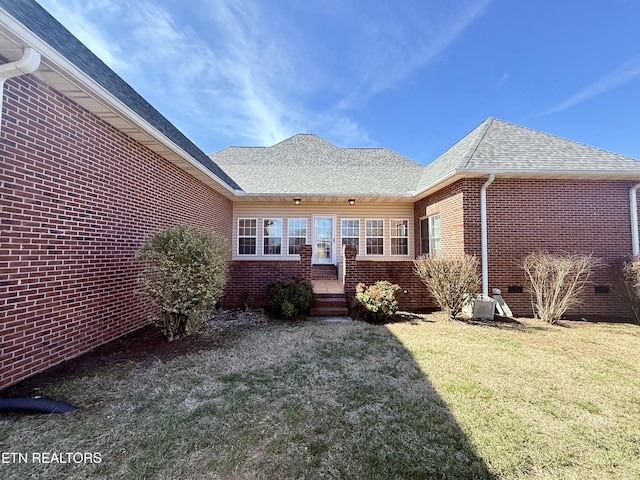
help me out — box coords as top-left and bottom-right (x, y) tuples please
(0, 397), (78, 414)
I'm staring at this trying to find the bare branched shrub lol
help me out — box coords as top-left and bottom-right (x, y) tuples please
(618, 257), (640, 324)
(413, 254), (480, 320)
(522, 251), (601, 324)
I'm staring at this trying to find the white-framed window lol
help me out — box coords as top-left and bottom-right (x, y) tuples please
(429, 214), (441, 256)
(365, 219), (384, 255)
(341, 219), (360, 254)
(287, 218), (307, 255)
(390, 219), (409, 255)
(238, 218), (257, 255)
(263, 218), (282, 255)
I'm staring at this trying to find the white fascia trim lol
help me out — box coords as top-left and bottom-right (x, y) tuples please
(232, 191), (415, 199)
(462, 168), (640, 179)
(411, 167), (640, 199)
(411, 170), (461, 198)
(0, 10), (237, 196)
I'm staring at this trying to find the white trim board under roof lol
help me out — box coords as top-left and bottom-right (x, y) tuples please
(0, 0), (239, 198)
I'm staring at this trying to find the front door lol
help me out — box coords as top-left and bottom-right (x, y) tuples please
(312, 215), (335, 264)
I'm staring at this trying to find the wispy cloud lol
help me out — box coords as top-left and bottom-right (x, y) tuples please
(37, 0), (126, 70)
(495, 73), (509, 90)
(36, 0), (491, 150)
(338, 0), (493, 106)
(539, 56), (640, 116)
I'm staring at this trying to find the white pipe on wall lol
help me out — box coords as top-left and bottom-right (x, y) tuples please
(480, 173), (495, 296)
(0, 47), (41, 131)
(630, 182), (640, 256)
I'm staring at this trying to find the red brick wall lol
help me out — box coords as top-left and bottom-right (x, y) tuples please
(482, 178), (635, 317)
(414, 180), (467, 257)
(224, 245), (312, 308)
(343, 245), (434, 312)
(417, 178), (636, 318)
(0, 74), (232, 388)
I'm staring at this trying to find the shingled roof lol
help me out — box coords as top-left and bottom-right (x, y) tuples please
(210, 134), (424, 196)
(0, 0), (240, 191)
(212, 118), (640, 198)
(414, 118), (640, 194)
(4, 1), (639, 200)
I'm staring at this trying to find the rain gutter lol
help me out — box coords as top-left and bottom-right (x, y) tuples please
(630, 182), (640, 256)
(480, 173), (495, 296)
(0, 46), (41, 131)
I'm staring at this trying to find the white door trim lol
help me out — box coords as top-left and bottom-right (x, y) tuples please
(311, 215), (336, 264)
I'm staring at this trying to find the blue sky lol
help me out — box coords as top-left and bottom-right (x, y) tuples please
(36, 0), (640, 164)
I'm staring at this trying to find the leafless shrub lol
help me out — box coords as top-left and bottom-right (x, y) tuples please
(522, 251), (602, 324)
(618, 257), (640, 324)
(413, 254), (480, 320)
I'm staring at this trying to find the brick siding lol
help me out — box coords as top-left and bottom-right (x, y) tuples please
(224, 245), (311, 308)
(343, 245), (435, 312)
(417, 178), (638, 318)
(0, 74), (232, 388)
(482, 178), (636, 317)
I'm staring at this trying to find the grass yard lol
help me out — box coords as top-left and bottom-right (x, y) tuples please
(1, 312), (639, 479)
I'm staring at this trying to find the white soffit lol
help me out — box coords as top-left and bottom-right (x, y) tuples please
(0, 25), (236, 199)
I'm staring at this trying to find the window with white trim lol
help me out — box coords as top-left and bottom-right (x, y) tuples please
(263, 218), (282, 255)
(341, 219), (359, 254)
(429, 214), (441, 256)
(365, 219), (384, 255)
(287, 218), (307, 255)
(390, 219), (409, 255)
(238, 218), (257, 255)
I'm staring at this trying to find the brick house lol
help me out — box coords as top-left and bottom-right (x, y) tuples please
(2, 0), (640, 388)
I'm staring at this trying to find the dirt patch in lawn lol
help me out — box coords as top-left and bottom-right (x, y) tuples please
(1, 309), (274, 398)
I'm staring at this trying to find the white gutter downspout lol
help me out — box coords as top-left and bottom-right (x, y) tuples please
(0, 47), (41, 131)
(480, 173), (495, 296)
(630, 182), (640, 256)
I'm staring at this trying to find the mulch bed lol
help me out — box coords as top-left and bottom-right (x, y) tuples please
(1, 309), (272, 398)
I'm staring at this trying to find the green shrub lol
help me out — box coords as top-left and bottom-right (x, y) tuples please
(618, 257), (640, 324)
(135, 224), (229, 341)
(354, 281), (401, 323)
(267, 278), (316, 319)
(522, 250), (601, 324)
(413, 254), (480, 320)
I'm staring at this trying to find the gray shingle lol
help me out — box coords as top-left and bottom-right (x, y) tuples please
(211, 134), (424, 195)
(465, 118), (640, 172)
(414, 118), (492, 192)
(213, 121), (640, 197)
(414, 117), (640, 194)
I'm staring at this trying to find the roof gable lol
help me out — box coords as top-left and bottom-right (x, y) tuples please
(211, 134), (424, 196)
(464, 118), (640, 173)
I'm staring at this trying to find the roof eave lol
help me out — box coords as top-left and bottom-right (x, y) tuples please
(412, 168), (640, 200)
(232, 191), (416, 203)
(463, 168), (640, 180)
(0, 9), (238, 199)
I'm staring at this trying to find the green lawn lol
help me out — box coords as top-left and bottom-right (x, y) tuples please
(1, 313), (639, 479)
